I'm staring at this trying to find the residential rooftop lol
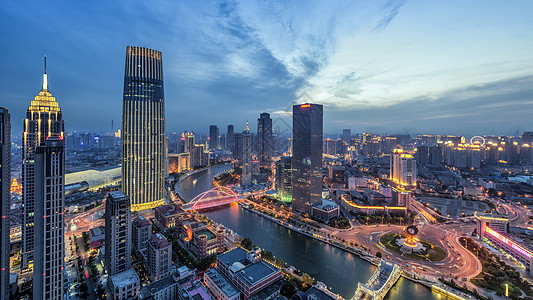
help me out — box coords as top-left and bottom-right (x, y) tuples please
(205, 268), (238, 298)
(109, 268), (139, 288)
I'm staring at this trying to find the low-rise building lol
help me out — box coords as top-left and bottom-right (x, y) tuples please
(179, 217), (226, 260)
(311, 200), (340, 221)
(216, 248), (282, 299)
(139, 266), (195, 300)
(109, 268), (140, 300)
(89, 226), (105, 248)
(155, 204), (186, 228)
(204, 268), (240, 300)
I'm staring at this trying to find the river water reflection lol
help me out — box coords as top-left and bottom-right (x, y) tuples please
(178, 165), (439, 299)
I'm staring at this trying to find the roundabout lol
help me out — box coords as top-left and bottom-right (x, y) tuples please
(380, 230), (447, 262)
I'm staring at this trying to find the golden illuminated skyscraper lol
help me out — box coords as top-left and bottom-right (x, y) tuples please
(21, 57), (64, 270)
(122, 46), (166, 211)
(390, 148), (417, 187)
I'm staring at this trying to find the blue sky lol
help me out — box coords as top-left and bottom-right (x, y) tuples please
(1, 0), (533, 136)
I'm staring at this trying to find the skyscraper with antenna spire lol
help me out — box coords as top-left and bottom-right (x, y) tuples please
(21, 56), (64, 270)
(241, 121), (252, 186)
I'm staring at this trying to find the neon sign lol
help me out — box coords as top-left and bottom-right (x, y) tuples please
(485, 227), (532, 258)
(301, 104), (311, 108)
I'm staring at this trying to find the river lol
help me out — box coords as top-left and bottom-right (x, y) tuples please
(177, 165), (439, 299)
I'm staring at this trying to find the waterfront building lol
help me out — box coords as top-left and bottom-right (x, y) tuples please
(257, 113), (273, 166)
(204, 268), (240, 300)
(155, 203), (186, 228)
(33, 135), (65, 300)
(210, 125), (220, 150)
(147, 233), (173, 281)
(216, 247), (282, 299)
(132, 216), (152, 253)
(275, 156), (292, 203)
(390, 149), (417, 188)
(105, 191), (132, 276)
(241, 124), (252, 186)
(109, 268), (140, 300)
(311, 200), (340, 221)
(179, 217), (225, 260)
(22, 58), (64, 269)
(0, 107), (10, 300)
(122, 46), (166, 211)
(292, 103), (323, 214)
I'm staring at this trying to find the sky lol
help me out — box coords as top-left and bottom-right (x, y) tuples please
(1, 0), (533, 137)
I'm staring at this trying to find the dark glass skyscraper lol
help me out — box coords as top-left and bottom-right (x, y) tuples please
(122, 46), (166, 211)
(257, 113), (273, 166)
(227, 125), (234, 152)
(33, 135), (65, 300)
(105, 191), (132, 276)
(22, 58), (64, 269)
(0, 107), (10, 300)
(209, 125), (219, 149)
(292, 103), (323, 214)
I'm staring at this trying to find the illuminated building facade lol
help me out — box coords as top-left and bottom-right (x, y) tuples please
(122, 46), (166, 211)
(257, 113), (273, 166)
(0, 108), (10, 300)
(22, 58), (64, 270)
(241, 124), (252, 186)
(105, 191), (132, 276)
(275, 156), (292, 203)
(33, 135), (65, 300)
(390, 149), (417, 187)
(292, 103), (323, 214)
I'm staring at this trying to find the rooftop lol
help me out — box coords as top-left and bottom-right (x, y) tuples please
(65, 166), (121, 187)
(133, 215), (151, 227)
(205, 268), (238, 297)
(235, 260), (280, 286)
(149, 233), (170, 249)
(109, 269), (139, 288)
(218, 248), (249, 266)
(305, 287), (338, 300)
(139, 273), (178, 299)
(195, 229), (216, 241)
(155, 204), (185, 217)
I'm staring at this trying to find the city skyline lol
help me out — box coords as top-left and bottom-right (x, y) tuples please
(2, 1), (533, 136)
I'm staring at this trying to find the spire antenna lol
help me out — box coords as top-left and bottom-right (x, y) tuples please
(42, 55), (48, 91)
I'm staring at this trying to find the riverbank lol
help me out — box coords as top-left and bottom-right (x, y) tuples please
(239, 202), (437, 291)
(175, 163), (233, 201)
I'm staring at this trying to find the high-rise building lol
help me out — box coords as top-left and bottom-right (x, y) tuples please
(22, 58), (64, 269)
(147, 233), (172, 281)
(292, 103), (323, 214)
(342, 129), (351, 141)
(227, 125), (234, 153)
(184, 131), (195, 153)
(241, 124), (252, 186)
(275, 156), (292, 203)
(33, 135), (65, 300)
(132, 216), (152, 254)
(390, 149), (417, 187)
(0, 108), (10, 300)
(122, 46), (166, 211)
(209, 125), (219, 150)
(105, 191), (132, 276)
(257, 113), (273, 166)
(234, 133), (243, 160)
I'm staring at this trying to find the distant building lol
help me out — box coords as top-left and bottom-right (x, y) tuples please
(33, 135), (65, 300)
(415, 146), (442, 166)
(342, 129), (351, 141)
(275, 157), (292, 203)
(292, 103), (323, 214)
(311, 200), (340, 221)
(216, 247), (282, 299)
(241, 124), (252, 186)
(155, 204), (186, 228)
(105, 191), (132, 276)
(132, 216), (152, 253)
(147, 233), (173, 281)
(122, 46), (166, 211)
(169, 153), (190, 173)
(0, 107), (10, 300)
(391, 187), (411, 210)
(390, 149), (417, 188)
(227, 125), (235, 152)
(257, 113), (273, 166)
(109, 268), (140, 300)
(204, 268), (240, 300)
(327, 165), (345, 186)
(210, 125), (220, 150)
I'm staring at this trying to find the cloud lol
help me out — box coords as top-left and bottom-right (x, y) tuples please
(373, 0), (406, 32)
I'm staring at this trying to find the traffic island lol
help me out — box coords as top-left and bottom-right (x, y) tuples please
(380, 233), (447, 262)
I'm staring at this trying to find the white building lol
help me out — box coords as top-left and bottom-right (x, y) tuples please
(109, 269), (140, 300)
(390, 149), (416, 187)
(147, 233), (173, 281)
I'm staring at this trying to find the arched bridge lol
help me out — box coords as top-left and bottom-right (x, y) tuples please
(182, 186), (241, 211)
(352, 259), (402, 300)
